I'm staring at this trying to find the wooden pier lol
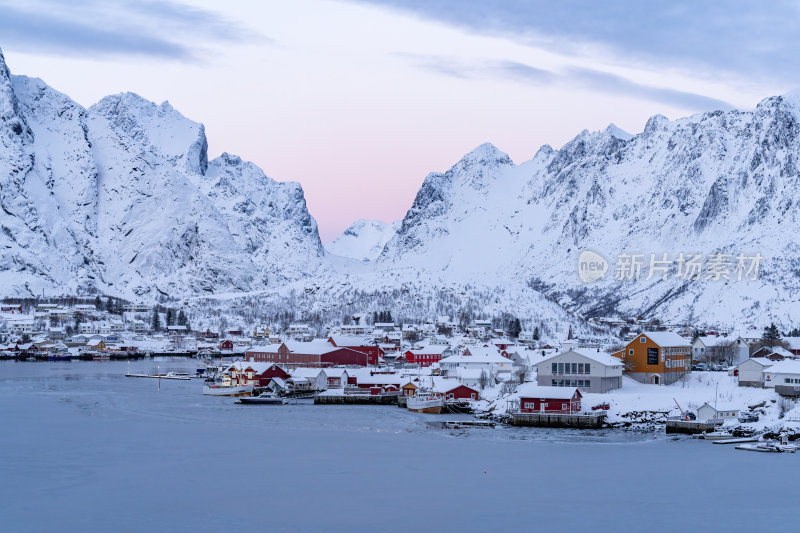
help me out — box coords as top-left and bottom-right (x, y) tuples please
(314, 392), (399, 405)
(511, 411), (606, 428)
(665, 419), (723, 434)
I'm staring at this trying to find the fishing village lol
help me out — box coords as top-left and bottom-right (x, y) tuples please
(3, 298), (800, 453)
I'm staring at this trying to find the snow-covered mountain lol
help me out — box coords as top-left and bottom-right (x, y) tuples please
(376, 99), (800, 327)
(325, 219), (399, 261)
(0, 48), (323, 298)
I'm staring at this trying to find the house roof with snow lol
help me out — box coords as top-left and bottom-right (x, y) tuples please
(328, 335), (374, 347)
(764, 359), (800, 375)
(291, 367), (326, 379)
(225, 361), (287, 374)
(517, 384), (580, 399)
(539, 348), (624, 367)
(738, 357), (773, 368)
(640, 331), (690, 347)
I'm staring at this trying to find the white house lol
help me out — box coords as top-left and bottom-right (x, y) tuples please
(763, 359), (800, 391)
(536, 348), (624, 393)
(439, 346), (512, 376)
(692, 336), (749, 365)
(736, 357), (773, 387)
(457, 367), (485, 389)
(697, 402), (740, 421)
(290, 368), (328, 391)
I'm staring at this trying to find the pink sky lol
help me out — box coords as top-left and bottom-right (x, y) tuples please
(1, 0), (785, 242)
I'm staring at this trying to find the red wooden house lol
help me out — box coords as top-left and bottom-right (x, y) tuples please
(327, 335), (384, 365)
(517, 385), (581, 414)
(220, 339), (234, 351)
(403, 345), (448, 367)
(225, 362), (290, 387)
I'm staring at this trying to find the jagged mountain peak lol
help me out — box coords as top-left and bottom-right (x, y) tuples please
(0, 53), (323, 298)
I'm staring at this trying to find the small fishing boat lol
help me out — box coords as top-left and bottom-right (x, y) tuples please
(238, 392), (288, 405)
(48, 353), (72, 362)
(702, 431), (736, 440)
(735, 441), (796, 453)
(407, 391), (444, 414)
(92, 352), (110, 361)
(203, 384), (254, 397)
(712, 437), (759, 445)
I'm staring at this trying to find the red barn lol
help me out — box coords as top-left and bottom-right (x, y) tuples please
(431, 378), (480, 400)
(246, 341), (373, 367)
(220, 339), (234, 350)
(517, 385), (581, 414)
(327, 335), (384, 366)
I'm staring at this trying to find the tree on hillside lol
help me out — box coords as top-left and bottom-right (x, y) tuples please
(94, 295), (102, 309)
(165, 308), (175, 327)
(151, 309), (161, 332)
(533, 326), (540, 341)
(691, 329), (703, 343)
(785, 327), (800, 337)
(763, 323), (781, 341)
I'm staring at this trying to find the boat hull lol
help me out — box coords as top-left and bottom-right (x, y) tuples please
(408, 405), (442, 414)
(203, 385), (254, 397)
(238, 397), (287, 405)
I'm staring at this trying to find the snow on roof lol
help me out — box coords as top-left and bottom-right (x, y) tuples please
(322, 367), (348, 378)
(764, 359), (800, 375)
(406, 345), (448, 356)
(539, 348), (623, 367)
(284, 340), (340, 355)
(328, 335), (373, 347)
(767, 346), (795, 358)
(695, 335), (741, 347)
(783, 337), (800, 350)
(225, 361), (285, 373)
(429, 376), (474, 393)
(641, 331), (690, 347)
(517, 384), (579, 400)
(738, 357), (773, 368)
(291, 367), (325, 378)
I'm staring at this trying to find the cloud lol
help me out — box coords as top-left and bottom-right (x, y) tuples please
(0, 0), (264, 60)
(356, 0), (800, 86)
(397, 54), (731, 111)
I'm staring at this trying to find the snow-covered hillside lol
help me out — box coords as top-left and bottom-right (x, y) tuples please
(325, 219), (399, 261)
(375, 100), (800, 328)
(0, 48), (323, 298)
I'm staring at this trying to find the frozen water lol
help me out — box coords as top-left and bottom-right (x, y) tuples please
(0, 361), (795, 532)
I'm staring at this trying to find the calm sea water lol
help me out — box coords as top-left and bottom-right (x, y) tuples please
(0, 360), (794, 532)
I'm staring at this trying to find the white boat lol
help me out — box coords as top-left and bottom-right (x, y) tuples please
(202, 384), (254, 397)
(407, 392), (444, 414)
(702, 431), (735, 440)
(735, 441), (796, 453)
(238, 392), (288, 405)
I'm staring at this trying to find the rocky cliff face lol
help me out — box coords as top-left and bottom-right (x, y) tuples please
(0, 48), (324, 298)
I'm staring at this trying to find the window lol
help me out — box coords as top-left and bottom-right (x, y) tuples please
(578, 363), (584, 374)
(552, 379), (557, 386)
(647, 347), (659, 365)
(585, 364), (590, 374)
(552, 363), (557, 374)
(571, 363), (578, 374)
(585, 380), (590, 387)
(562, 403), (567, 410)
(640, 337), (646, 343)
(629, 349), (634, 355)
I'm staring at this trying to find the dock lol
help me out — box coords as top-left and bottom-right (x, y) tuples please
(511, 411), (606, 429)
(314, 392), (399, 405)
(665, 419), (723, 434)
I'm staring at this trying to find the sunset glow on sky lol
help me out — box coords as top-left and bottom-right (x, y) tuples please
(2, 0), (797, 241)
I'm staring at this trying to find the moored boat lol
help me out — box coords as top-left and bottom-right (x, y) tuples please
(702, 431), (735, 440)
(735, 441), (796, 453)
(125, 372), (191, 380)
(92, 352), (110, 361)
(238, 392), (288, 405)
(203, 384), (254, 397)
(407, 391), (444, 414)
